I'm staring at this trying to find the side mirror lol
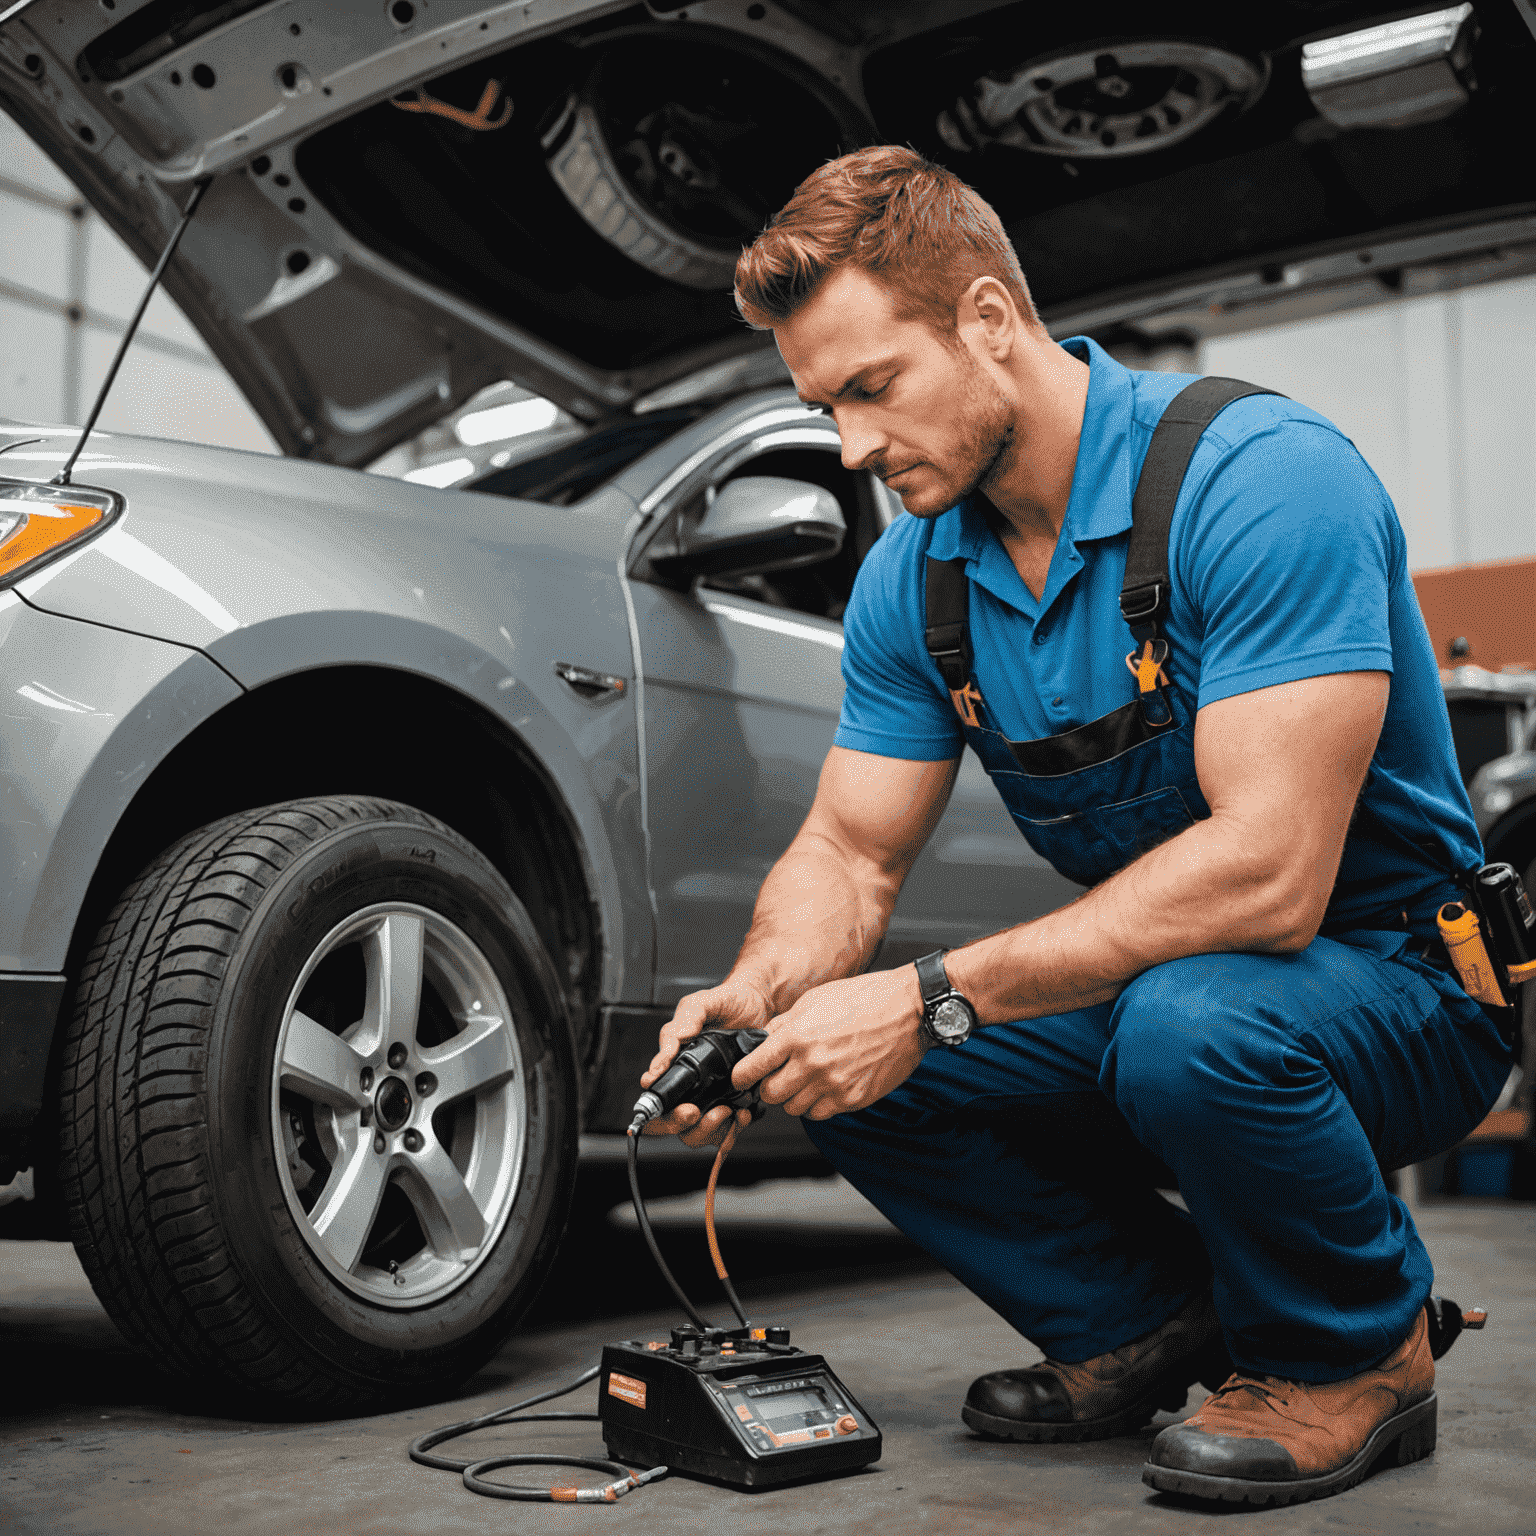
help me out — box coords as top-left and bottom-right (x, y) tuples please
(650, 476), (845, 581)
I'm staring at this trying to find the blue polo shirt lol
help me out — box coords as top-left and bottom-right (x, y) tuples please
(836, 336), (1481, 923)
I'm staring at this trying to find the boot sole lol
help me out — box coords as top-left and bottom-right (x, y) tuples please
(1140, 1392), (1437, 1507)
(962, 1335), (1230, 1445)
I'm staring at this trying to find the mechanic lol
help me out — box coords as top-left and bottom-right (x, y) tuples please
(641, 145), (1512, 1506)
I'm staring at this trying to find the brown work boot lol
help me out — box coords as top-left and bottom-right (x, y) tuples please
(962, 1290), (1230, 1443)
(1142, 1306), (1437, 1507)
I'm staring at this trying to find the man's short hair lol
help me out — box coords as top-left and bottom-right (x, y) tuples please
(734, 145), (1041, 337)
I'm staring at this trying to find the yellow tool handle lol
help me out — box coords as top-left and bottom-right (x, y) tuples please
(1437, 903), (1509, 1008)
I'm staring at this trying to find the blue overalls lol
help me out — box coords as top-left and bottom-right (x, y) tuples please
(805, 377), (1513, 1384)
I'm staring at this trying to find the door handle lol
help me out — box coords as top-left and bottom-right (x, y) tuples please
(554, 662), (628, 702)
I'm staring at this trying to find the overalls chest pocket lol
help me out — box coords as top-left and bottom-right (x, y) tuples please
(960, 694), (1207, 888)
(921, 376), (1280, 894)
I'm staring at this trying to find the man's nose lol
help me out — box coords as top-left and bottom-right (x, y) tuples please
(837, 411), (886, 474)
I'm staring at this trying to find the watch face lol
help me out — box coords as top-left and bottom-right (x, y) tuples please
(931, 997), (972, 1042)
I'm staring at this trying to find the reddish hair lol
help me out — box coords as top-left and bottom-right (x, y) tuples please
(734, 145), (1040, 336)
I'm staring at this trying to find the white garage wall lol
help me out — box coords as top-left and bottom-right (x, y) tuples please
(0, 110), (276, 457)
(1203, 278), (1536, 574)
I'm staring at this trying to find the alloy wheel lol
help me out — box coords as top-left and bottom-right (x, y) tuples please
(271, 902), (526, 1307)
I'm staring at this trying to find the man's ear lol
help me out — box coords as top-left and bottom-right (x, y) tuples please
(957, 276), (1020, 362)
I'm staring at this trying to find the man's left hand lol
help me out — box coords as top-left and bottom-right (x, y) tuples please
(732, 966), (929, 1120)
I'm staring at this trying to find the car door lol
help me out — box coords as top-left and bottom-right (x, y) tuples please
(627, 405), (1075, 1006)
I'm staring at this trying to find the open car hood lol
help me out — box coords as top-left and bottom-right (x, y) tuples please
(4, 0), (1535, 466)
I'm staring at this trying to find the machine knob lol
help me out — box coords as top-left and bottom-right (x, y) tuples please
(835, 1415), (858, 1436)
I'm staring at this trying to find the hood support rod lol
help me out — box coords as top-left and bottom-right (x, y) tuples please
(53, 177), (210, 487)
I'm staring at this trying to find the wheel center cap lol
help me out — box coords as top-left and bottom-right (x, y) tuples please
(375, 1076), (412, 1132)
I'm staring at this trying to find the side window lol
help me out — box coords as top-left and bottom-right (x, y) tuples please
(701, 447), (893, 622)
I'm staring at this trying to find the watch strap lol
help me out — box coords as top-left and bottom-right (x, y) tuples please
(914, 948), (952, 1005)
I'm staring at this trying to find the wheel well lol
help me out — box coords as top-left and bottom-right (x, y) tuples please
(66, 667), (604, 1073)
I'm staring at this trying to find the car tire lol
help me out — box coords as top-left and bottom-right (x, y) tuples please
(58, 796), (577, 1412)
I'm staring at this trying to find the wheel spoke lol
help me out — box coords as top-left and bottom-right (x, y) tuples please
(308, 1138), (389, 1274)
(280, 1010), (367, 1108)
(403, 1138), (486, 1260)
(360, 911), (425, 1052)
(424, 1014), (515, 1105)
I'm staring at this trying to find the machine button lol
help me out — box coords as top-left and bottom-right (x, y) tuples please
(835, 1415), (858, 1436)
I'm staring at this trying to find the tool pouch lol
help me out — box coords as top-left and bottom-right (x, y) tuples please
(1440, 861), (1536, 1052)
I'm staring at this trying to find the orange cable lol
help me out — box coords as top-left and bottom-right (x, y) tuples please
(390, 78), (512, 130)
(704, 1120), (740, 1281)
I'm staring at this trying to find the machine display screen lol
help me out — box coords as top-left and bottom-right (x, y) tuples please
(759, 1388), (826, 1422)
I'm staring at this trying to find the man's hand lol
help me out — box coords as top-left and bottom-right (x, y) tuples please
(638, 977), (772, 1146)
(733, 966), (928, 1122)
(638, 750), (956, 1147)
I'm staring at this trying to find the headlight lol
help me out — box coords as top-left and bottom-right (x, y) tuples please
(0, 480), (119, 588)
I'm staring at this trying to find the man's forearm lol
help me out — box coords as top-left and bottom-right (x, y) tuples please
(728, 828), (900, 1015)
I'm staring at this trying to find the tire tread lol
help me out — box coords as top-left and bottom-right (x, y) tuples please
(58, 796), (451, 1411)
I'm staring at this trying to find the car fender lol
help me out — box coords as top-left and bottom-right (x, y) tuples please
(0, 591), (244, 973)
(8, 431), (650, 1003)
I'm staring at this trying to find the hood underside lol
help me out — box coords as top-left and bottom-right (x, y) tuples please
(4, 0), (1536, 466)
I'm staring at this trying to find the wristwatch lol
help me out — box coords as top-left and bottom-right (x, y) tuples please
(914, 949), (977, 1048)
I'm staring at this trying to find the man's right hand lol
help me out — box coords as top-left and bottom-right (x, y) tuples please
(639, 978), (773, 1146)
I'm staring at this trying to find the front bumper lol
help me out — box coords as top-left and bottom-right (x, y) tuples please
(0, 592), (242, 974)
(0, 973), (65, 1137)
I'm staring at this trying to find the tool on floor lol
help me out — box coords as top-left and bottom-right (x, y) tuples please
(409, 1028), (882, 1502)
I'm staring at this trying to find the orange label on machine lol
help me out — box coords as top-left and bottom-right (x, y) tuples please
(607, 1371), (647, 1410)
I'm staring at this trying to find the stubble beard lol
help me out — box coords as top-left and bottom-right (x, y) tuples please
(896, 363), (1017, 520)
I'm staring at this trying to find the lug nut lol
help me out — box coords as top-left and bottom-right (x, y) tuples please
(387, 1042), (408, 1069)
(360, 1066), (374, 1093)
(403, 1128), (423, 1152)
(415, 1072), (437, 1098)
(373, 1132), (386, 1154)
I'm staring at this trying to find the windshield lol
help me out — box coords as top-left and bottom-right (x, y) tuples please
(368, 379), (711, 505)
(463, 406), (712, 506)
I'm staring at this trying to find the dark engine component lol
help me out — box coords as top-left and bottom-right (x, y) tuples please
(541, 38), (854, 289)
(937, 39), (1266, 160)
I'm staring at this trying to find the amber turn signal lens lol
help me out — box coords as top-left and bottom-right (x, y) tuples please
(0, 499), (105, 582)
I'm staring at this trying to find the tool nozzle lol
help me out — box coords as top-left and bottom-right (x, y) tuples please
(629, 1090), (663, 1132)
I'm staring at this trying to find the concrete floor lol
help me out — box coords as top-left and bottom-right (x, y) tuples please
(2, 1179), (1532, 1536)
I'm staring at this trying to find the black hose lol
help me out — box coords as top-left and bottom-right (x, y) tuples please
(408, 1365), (602, 1471)
(627, 1126), (711, 1331)
(407, 1130), (715, 1503)
(721, 1274), (749, 1330)
(408, 1364), (667, 1503)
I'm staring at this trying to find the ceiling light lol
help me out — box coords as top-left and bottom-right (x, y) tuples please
(1302, 5), (1477, 129)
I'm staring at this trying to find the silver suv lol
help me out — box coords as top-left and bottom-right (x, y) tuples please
(2, 0), (1527, 1407)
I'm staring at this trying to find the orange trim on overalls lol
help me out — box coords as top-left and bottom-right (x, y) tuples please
(950, 680), (985, 728)
(1125, 638), (1170, 693)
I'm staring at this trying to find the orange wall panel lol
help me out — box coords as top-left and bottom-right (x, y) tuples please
(1411, 558), (1536, 672)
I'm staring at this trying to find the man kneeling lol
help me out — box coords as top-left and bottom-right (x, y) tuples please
(642, 146), (1511, 1509)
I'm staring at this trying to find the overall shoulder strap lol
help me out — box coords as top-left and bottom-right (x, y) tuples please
(924, 555), (971, 693)
(1120, 376), (1282, 642)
